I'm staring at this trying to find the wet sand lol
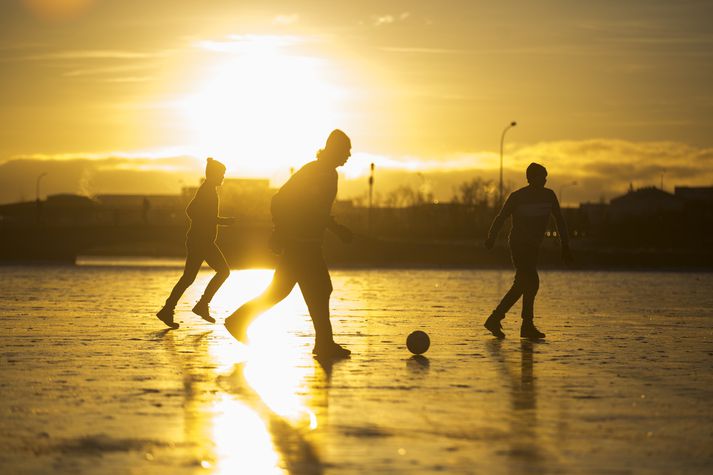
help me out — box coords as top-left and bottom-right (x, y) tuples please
(1, 263), (712, 474)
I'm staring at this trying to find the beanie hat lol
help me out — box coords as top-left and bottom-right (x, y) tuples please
(325, 129), (351, 150)
(206, 157), (226, 176)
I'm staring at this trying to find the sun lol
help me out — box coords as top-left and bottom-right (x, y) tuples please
(179, 35), (346, 177)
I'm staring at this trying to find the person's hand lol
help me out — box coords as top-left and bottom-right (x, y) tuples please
(561, 246), (574, 266)
(484, 236), (495, 250)
(334, 224), (353, 244)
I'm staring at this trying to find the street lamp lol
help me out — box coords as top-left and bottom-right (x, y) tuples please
(499, 121), (517, 206)
(558, 181), (578, 205)
(35, 172), (47, 225)
(368, 163), (375, 234)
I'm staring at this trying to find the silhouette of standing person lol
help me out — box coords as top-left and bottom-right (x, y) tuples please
(484, 163), (573, 339)
(225, 129), (353, 359)
(156, 158), (236, 329)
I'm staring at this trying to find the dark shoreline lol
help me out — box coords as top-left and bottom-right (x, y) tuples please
(2, 224), (712, 270)
(4, 253), (713, 273)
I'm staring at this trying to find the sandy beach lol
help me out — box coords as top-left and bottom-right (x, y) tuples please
(1, 260), (712, 474)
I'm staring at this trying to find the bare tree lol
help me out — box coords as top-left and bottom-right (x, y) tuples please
(453, 178), (497, 207)
(384, 185), (433, 208)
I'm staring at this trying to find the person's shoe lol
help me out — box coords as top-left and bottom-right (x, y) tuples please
(192, 300), (215, 323)
(312, 341), (351, 359)
(520, 322), (545, 340)
(484, 313), (505, 338)
(156, 307), (179, 329)
(224, 313), (249, 343)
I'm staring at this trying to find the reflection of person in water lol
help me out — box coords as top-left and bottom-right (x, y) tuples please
(156, 158), (236, 329)
(225, 130), (353, 359)
(487, 339), (544, 469)
(484, 163), (573, 339)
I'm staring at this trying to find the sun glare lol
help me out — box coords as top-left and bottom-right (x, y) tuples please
(196, 269), (320, 473)
(179, 36), (346, 177)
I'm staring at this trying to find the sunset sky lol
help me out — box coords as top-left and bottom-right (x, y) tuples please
(1, 0), (712, 205)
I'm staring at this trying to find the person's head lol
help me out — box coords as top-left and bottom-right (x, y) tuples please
(317, 129), (351, 168)
(205, 157), (226, 185)
(526, 162), (547, 188)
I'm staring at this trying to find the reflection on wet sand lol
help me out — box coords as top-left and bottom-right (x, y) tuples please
(406, 354), (431, 372)
(487, 339), (545, 472)
(159, 322), (336, 474)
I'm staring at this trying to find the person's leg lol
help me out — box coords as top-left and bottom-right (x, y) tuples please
(297, 248), (350, 358)
(192, 243), (230, 322)
(520, 268), (539, 322)
(199, 243), (231, 303)
(485, 245), (526, 337)
(224, 255), (296, 342)
(493, 272), (526, 317)
(157, 248), (204, 328)
(518, 247), (545, 339)
(165, 250), (204, 309)
(519, 270), (544, 339)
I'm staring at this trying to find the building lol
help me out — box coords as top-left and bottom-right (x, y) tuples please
(608, 187), (683, 221)
(675, 186), (713, 205)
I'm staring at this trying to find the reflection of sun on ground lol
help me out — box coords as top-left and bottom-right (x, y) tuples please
(211, 395), (280, 475)
(178, 35), (347, 176)
(206, 269), (314, 376)
(194, 269), (319, 472)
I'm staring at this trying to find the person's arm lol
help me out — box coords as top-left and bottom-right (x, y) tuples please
(485, 195), (515, 249)
(185, 186), (205, 220)
(551, 194), (574, 264)
(327, 216), (353, 243)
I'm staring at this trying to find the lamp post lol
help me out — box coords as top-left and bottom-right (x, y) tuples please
(36, 172), (47, 224)
(499, 121), (517, 206)
(36, 172), (47, 203)
(558, 181), (578, 206)
(368, 162), (375, 234)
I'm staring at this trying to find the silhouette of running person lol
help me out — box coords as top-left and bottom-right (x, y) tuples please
(484, 163), (573, 339)
(225, 129), (354, 359)
(156, 157), (236, 329)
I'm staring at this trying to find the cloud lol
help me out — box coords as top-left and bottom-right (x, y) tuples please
(0, 154), (202, 203)
(0, 46), (171, 83)
(372, 15), (394, 26)
(273, 14), (299, 26)
(2, 140), (711, 207)
(11, 149), (197, 162)
(195, 34), (305, 53)
(25, 50), (161, 60)
(0, 48), (173, 64)
(372, 12), (410, 27)
(342, 139), (713, 206)
(62, 63), (155, 78)
(379, 46), (469, 55)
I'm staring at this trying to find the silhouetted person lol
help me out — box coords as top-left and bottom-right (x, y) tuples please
(156, 158), (236, 329)
(225, 129), (354, 359)
(484, 163), (573, 339)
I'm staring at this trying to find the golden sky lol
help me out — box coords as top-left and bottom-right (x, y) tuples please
(1, 0), (712, 204)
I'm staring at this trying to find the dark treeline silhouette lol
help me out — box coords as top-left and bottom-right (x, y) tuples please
(1, 168), (712, 267)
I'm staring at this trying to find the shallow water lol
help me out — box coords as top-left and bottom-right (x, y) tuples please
(1, 261), (712, 474)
